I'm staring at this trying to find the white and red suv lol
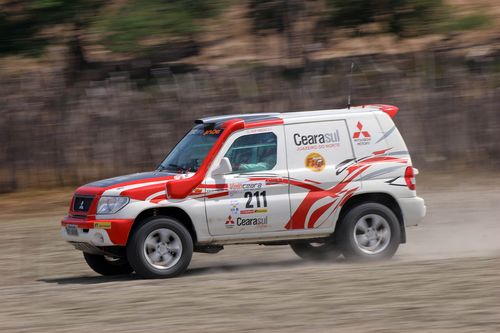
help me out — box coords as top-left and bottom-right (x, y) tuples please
(61, 105), (426, 278)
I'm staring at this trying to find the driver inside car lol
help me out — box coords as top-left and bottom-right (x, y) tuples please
(232, 146), (276, 173)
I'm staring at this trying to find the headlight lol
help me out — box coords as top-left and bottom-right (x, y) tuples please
(96, 196), (129, 214)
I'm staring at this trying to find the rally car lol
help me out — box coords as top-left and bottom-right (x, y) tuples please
(61, 105), (426, 278)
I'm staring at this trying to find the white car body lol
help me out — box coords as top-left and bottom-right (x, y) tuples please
(61, 105), (426, 254)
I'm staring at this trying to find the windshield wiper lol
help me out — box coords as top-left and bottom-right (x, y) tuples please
(165, 163), (190, 173)
(157, 164), (182, 173)
(156, 165), (169, 172)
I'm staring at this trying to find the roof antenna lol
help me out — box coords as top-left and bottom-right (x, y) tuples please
(347, 60), (355, 110)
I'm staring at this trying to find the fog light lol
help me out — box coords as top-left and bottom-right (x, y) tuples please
(93, 232), (104, 245)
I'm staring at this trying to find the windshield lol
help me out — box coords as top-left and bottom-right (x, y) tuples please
(158, 124), (222, 173)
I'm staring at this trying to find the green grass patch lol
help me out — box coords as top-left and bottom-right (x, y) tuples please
(437, 12), (493, 33)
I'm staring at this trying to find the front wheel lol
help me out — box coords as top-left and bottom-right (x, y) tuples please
(127, 217), (193, 279)
(337, 202), (401, 261)
(83, 252), (134, 276)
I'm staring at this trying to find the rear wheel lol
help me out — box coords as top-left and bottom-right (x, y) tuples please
(337, 202), (400, 261)
(290, 240), (340, 261)
(83, 252), (134, 276)
(127, 217), (193, 279)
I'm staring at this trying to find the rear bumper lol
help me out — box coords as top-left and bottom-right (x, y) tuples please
(61, 216), (133, 246)
(398, 196), (426, 227)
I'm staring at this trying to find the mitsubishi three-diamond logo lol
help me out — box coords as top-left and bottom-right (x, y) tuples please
(352, 121), (372, 146)
(225, 215), (235, 228)
(353, 121), (370, 138)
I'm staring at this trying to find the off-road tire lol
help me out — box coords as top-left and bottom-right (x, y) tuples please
(127, 217), (193, 279)
(337, 202), (401, 261)
(83, 252), (134, 276)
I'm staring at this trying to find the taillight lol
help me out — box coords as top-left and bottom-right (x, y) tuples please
(405, 166), (416, 190)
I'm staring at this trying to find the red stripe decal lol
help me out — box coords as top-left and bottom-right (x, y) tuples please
(151, 195), (167, 204)
(245, 119), (284, 128)
(307, 200), (336, 229)
(206, 191), (229, 199)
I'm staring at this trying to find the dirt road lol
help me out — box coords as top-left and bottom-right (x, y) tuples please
(0, 176), (499, 332)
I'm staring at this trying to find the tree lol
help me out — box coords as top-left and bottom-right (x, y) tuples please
(248, 0), (306, 65)
(0, 0), (226, 57)
(325, 0), (445, 37)
(91, 0), (226, 54)
(0, 0), (104, 56)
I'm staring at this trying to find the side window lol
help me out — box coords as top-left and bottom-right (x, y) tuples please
(224, 132), (277, 173)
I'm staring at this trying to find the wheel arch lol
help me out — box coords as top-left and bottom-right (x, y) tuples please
(335, 192), (406, 243)
(129, 207), (198, 245)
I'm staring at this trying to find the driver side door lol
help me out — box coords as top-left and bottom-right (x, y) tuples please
(203, 126), (290, 236)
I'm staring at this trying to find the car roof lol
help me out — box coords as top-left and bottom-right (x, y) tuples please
(196, 105), (392, 126)
(279, 105), (382, 120)
(195, 113), (281, 125)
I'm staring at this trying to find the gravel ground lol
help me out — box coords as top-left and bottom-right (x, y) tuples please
(1, 175), (499, 332)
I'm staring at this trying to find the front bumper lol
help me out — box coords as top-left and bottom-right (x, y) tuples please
(61, 216), (133, 246)
(398, 196), (426, 227)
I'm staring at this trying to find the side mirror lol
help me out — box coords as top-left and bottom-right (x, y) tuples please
(212, 157), (232, 176)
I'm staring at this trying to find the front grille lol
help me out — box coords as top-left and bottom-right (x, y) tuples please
(73, 195), (94, 213)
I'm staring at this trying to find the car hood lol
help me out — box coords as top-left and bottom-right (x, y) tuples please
(74, 171), (179, 200)
(86, 171), (176, 188)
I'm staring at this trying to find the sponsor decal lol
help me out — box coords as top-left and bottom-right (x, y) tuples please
(285, 148), (408, 230)
(293, 130), (340, 151)
(228, 181), (265, 192)
(230, 199), (239, 215)
(94, 222), (111, 229)
(305, 152), (326, 172)
(240, 208), (268, 214)
(244, 190), (267, 208)
(203, 129), (222, 136)
(236, 216), (268, 226)
(225, 214), (268, 227)
(248, 128), (272, 134)
(225, 215), (235, 228)
(352, 121), (371, 146)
